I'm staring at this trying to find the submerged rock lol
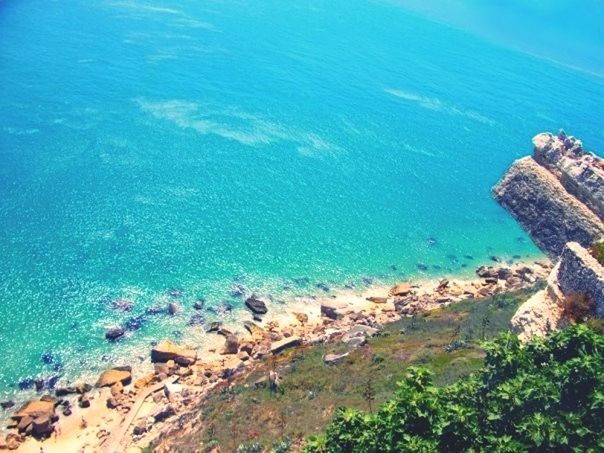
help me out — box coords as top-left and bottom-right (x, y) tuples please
(167, 302), (181, 315)
(105, 326), (125, 341)
(124, 315), (146, 331)
(111, 299), (134, 312)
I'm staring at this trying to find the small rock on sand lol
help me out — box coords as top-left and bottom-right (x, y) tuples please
(389, 283), (412, 296)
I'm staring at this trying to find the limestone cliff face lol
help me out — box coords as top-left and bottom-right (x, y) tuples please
(557, 242), (604, 317)
(493, 132), (604, 258)
(496, 131), (604, 341)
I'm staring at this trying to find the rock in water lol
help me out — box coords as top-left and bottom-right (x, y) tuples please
(105, 326), (125, 341)
(167, 302), (181, 315)
(245, 295), (268, 315)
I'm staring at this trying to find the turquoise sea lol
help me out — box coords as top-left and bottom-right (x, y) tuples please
(0, 0), (603, 403)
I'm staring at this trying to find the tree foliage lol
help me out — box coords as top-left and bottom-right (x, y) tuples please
(304, 325), (604, 452)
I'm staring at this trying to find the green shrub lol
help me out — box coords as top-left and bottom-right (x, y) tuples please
(591, 241), (604, 266)
(304, 325), (604, 452)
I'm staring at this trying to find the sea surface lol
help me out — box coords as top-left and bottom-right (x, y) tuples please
(0, 0), (603, 403)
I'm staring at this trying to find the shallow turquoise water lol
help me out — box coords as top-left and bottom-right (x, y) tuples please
(0, 0), (602, 401)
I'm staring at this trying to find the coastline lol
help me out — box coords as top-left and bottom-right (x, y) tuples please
(1, 256), (551, 452)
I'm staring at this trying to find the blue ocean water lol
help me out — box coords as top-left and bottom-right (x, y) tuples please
(0, 0), (603, 402)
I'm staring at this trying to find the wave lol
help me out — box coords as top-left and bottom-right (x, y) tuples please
(135, 98), (342, 155)
(384, 88), (496, 126)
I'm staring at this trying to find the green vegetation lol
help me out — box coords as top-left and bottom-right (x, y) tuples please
(162, 287), (540, 452)
(591, 241), (604, 266)
(304, 324), (604, 452)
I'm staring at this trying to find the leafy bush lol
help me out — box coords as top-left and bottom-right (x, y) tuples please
(561, 292), (596, 323)
(591, 241), (604, 266)
(304, 325), (604, 452)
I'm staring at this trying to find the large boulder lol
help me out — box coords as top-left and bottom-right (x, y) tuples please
(96, 366), (132, 388)
(245, 295), (268, 315)
(12, 399), (54, 421)
(151, 340), (197, 366)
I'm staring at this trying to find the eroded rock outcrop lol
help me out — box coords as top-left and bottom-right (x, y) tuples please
(494, 131), (604, 258)
(496, 132), (604, 341)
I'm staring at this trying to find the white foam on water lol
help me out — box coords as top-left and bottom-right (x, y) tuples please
(135, 98), (342, 154)
(384, 88), (497, 126)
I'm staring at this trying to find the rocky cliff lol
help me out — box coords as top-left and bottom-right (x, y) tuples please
(493, 131), (604, 258)
(495, 131), (604, 341)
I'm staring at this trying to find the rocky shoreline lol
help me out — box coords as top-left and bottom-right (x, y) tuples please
(0, 259), (551, 452)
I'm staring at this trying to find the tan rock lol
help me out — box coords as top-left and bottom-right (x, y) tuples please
(13, 399), (54, 420)
(366, 296), (388, 304)
(111, 382), (124, 397)
(96, 367), (132, 388)
(294, 312), (309, 324)
(5, 434), (22, 450)
(151, 340), (197, 366)
(282, 327), (294, 337)
(134, 373), (156, 389)
(389, 283), (412, 296)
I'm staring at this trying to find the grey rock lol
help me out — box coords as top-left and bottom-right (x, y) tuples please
(493, 137), (604, 258)
(270, 336), (302, 354)
(245, 295), (268, 315)
(556, 242), (604, 317)
(324, 352), (350, 365)
(105, 326), (125, 341)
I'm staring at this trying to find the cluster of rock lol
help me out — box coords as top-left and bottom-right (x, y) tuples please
(494, 131), (604, 341)
(1, 256), (552, 451)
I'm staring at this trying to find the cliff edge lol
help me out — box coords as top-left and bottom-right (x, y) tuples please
(494, 131), (604, 341)
(493, 131), (604, 258)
